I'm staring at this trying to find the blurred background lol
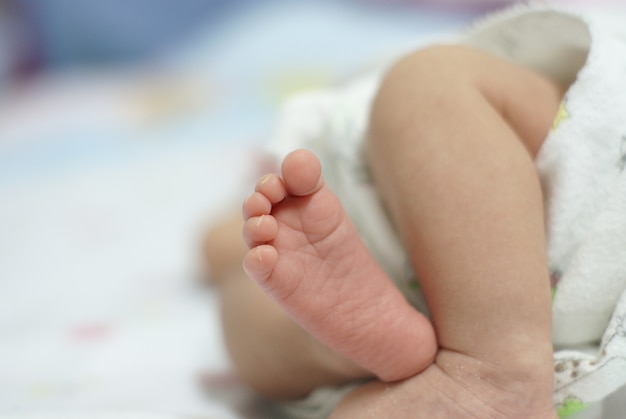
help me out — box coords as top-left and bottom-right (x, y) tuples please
(0, 0), (620, 418)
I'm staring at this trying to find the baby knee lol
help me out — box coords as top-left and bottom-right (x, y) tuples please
(368, 45), (482, 144)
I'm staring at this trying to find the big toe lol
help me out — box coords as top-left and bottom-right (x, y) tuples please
(281, 149), (324, 196)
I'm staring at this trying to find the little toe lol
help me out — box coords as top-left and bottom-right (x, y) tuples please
(281, 149), (324, 196)
(243, 192), (272, 219)
(255, 174), (287, 204)
(242, 245), (278, 284)
(243, 215), (278, 248)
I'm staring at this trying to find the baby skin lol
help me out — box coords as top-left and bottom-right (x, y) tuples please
(242, 149), (437, 382)
(210, 45), (565, 418)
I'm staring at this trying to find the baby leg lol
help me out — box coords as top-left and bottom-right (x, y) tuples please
(359, 44), (563, 416)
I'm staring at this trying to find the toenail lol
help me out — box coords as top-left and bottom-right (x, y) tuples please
(259, 174), (272, 185)
(256, 215), (264, 227)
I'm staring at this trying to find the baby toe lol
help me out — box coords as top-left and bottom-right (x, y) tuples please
(255, 174), (287, 204)
(242, 245), (278, 285)
(243, 191), (272, 219)
(281, 149), (324, 197)
(243, 215), (278, 248)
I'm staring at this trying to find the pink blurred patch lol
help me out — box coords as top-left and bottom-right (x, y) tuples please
(70, 322), (113, 342)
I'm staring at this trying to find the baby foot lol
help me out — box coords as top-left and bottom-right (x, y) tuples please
(242, 149), (437, 382)
(331, 349), (558, 419)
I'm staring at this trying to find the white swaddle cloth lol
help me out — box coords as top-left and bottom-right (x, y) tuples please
(268, 4), (626, 418)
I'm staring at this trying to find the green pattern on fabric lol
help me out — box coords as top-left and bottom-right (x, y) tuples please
(557, 400), (587, 418)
